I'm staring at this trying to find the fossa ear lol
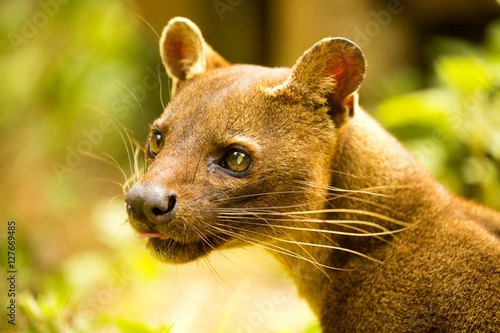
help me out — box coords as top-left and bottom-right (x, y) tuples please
(271, 38), (366, 128)
(160, 17), (229, 96)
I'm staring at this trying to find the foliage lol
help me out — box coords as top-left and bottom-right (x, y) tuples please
(11, 201), (172, 333)
(376, 20), (500, 209)
(0, 0), (170, 331)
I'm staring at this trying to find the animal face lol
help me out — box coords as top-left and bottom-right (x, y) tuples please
(125, 17), (365, 264)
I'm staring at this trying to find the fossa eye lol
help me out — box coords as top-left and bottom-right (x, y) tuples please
(222, 149), (252, 174)
(147, 131), (163, 158)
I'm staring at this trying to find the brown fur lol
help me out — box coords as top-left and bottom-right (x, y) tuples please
(125, 17), (500, 332)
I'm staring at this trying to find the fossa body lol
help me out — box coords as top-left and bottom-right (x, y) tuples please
(125, 17), (500, 332)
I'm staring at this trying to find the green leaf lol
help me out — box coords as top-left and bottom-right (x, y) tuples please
(377, 89), (451, 129)
(436, 57), (492, 95)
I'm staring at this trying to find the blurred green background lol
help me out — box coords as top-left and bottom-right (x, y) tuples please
(1, 0), (499, 332)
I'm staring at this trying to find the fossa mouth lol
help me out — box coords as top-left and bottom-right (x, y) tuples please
(138, 230), (230, 264)
(137, 232), (171, 240)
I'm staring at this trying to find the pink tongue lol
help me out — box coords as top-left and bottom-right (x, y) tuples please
(137, 233), (170, 240)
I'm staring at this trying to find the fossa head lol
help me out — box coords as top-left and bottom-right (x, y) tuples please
(125, 17), (365, 264)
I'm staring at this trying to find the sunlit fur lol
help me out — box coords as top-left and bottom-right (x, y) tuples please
(115, 17), (500, 332)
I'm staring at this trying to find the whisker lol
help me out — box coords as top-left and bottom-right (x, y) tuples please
(80, 150), (118, 168)
(129, 138), (143, 184)
(224, 211), (284, 245)
(192, 224), (230, 263)
(120, 126), (141, 185)
(209, 225), (350, 272)
(132, 12), (160, 39)
(190, 168), (317, 203)
(210, 188), (400, 217)
(131, 11), (170, 107)
(217, 215), (393, 232)
(82, 104), (140, 187)
(111, 79), (148, 126)
(216, 209), (409, 227)
(189, 225), (237, 291)
(327, 194), (403, 217)
(214, 224), (383, 264)
(204, 228), (321, 282)
(280, 229), (332, 281)
(191, 152), (204, 185)
(217, 219), (403, 238)
(193, 168), (412, 215)
(301, 182), (410, 216)
(157, 58), (167, 110)
(102, 152), (131, 191)
(202, 256), (234, 292)
(107, 193), (126, 210)
(203, 227), (288, 271)
(211, 190), (323, 203)
(287, 209), (409, 227)
(202, 189), (389, 214)
(90, 177), (127, 189)
(295, 181), (413, 197)
(109, 122), (135, 187)
(123, 131), (146, 177)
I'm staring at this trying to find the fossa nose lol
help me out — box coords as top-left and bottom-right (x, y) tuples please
(125, 183), (178, 225)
